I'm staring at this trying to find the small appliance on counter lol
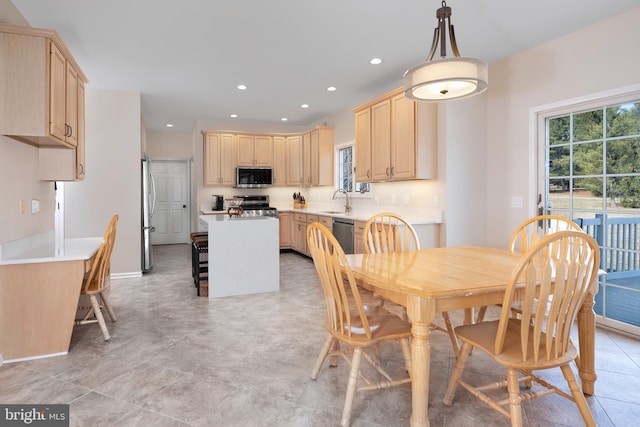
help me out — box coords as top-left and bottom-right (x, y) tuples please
(212, 195), (224, 211)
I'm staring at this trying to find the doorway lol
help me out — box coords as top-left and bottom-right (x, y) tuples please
(150, 159), (190, 245)
(536, 88), (640, 337)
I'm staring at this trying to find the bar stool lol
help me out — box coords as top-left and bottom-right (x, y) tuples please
(190, 232), (208, 296)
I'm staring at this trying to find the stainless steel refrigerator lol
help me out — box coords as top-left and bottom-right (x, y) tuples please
(141, 158), (156, 272)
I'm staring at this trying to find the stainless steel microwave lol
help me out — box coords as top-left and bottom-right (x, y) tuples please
(235, 167), (273, 188)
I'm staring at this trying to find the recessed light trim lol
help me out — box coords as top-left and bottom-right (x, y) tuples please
(165, 123), (174, 128)
(370, 57), (383, 65)
(281, 117), (288, 121)
(301, 104), (309, 109)
(230, 114), (238, 118)
(327, 86), (337, 92)
(237, 84), (247, 90)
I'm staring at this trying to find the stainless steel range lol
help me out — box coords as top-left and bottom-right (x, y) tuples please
(233, 195), (278, 217)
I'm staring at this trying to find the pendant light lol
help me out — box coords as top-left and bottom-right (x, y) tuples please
(403, 1), (488, 102)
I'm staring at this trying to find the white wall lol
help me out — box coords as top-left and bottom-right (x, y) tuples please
(64, 88), (141, 275)
(485, 6), (640, 248)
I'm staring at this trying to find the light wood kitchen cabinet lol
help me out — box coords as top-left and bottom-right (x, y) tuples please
(273, 136), (287, 186)
(293, 213), (307, 254)
(317, 215), (332, 229)
(0, 24), (88, 149)
(279, 211), (292, 248)
(203, 132), (236, 186)
(353, 88), (437, 182)
(303, 127), (334, 186)
(355, 108), (372, 182)
(354, 220), (366, 254)
(286, 135), (303, 186)
(236, 134), (273, 167)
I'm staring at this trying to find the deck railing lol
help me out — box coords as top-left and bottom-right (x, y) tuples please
(575, 214), (640, 279)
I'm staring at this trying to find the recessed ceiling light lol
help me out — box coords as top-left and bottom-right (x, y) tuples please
(370, 58), (383, 65)
(301, 104), (309, 109)
(165, 123), (174, 128)
(327, 86), (337, 92)
(281, 117), (288, 121)
(230, 114), (238, 118)
(237, 84), (247, 90)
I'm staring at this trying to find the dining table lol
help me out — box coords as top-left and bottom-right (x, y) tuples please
(345, 245), (598, 427)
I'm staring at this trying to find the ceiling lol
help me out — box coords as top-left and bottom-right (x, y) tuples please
(9, 0), (640, 133)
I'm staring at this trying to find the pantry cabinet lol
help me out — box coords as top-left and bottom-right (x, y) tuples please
(353, 88), (437, 182)
(203, 133), (236, 186)
(236, 134), (273, 167)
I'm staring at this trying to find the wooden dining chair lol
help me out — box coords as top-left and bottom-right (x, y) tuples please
(307, 222), (412, 427)
(75, 214), (118, 341)
(476, 214), (583, 323)
(362, 212), (460, 354)
(443, 230), (599, 427)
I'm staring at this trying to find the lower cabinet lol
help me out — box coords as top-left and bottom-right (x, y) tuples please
(293, 213), (307, 254)
(279, 212), (292, 249)
(354, 220), (366, 254)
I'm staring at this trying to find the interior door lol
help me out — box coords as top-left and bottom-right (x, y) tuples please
(151, 159), (190, 245)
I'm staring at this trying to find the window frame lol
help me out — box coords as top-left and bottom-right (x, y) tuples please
(334, 140), (371, 198)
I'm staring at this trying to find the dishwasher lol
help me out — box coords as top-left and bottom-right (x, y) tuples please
(332, 217), (354, 254)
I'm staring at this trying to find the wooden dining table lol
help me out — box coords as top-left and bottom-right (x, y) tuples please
(345, 245), (598, 427)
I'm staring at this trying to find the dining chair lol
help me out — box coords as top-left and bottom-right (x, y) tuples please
(362, 212), (460, 354)
(75, 214), (118, 341)
(476, 214), (583, 323)
(443, 230), (599, 427)
(307, 222), (412, 427)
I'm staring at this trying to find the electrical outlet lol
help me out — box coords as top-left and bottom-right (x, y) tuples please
(31, 199), (40, 214)
(511, 196), (523, 209)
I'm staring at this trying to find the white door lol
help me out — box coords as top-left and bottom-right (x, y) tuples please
(151, 160), (190, 245)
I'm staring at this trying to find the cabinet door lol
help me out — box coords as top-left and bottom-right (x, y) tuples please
(354, 220), (366, 254)
(273, 136), (287, 186)
(355, 108), (372, 182)
(302, 132), (312, 186)
(203, 133), (222, 185)
(49, 41), (67, 143)
(64, 63), (78, 147)
(75, 80), (85, 179)
(390, 93), (416, 180)
(254, 135), (273, 166)
(286, 135), (303, 186)
(235, 134), (254, 166)
(279, 212), (292, 248)
(293, 220), (307, 254)
(371, 99), (391, 181)
(220, 133), (236, 185)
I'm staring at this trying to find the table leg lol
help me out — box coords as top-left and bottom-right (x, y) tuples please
(577, 290), (597, 395)
(407, 296), (436, 427)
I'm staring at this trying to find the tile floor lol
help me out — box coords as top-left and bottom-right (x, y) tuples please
(1, 244), (639, 426)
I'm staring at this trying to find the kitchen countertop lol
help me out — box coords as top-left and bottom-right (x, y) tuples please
(200, 203), (442, 224)
(0, 235), (102, 265)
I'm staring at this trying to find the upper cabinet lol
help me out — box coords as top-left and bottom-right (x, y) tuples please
(273, 136), (287, 186)
(236, 134), (273, 167)
(203, 133), (236, 186)
(285, 134), (303, 186)
(353, 88), (436, 182)
(0, 24), (88, 149)
(303, 126), (334, 186)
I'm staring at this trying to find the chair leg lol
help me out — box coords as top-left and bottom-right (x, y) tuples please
(100, 292), (117, 322)
(341, 347), (363, 427)
(443, 341), (472, 405)
(311, 334), (334, 379)
(89, 295), (110, 341)
(506, 368), (524, 427)
(560, 364), (596, 427)
(476, 305), (488, 323)
(399, 338), (412, 375)
(441, 311), (459, 355)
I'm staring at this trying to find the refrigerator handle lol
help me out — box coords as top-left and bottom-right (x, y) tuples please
(149, 168), (157, 217)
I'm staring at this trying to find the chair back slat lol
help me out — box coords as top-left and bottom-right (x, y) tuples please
(509, 214), (582, 254)
(363, 212), (420, 254)
(307, 222), (371, 339)
(496, 231), (599, 362)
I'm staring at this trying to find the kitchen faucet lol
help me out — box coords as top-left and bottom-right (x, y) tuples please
(332, 189), (352, 213)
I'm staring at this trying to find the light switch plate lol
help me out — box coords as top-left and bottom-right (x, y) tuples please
(31, 199), (40, 214)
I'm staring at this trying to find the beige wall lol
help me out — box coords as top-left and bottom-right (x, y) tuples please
(485, 6), (640, 248)
(146, 131), (192, 159)
(64, 88), (142, 275)
(0, 136), (55, 242)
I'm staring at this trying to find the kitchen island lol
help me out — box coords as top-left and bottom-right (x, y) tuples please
(199, 214), (280, 298)
(0, 234), (102, 363)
